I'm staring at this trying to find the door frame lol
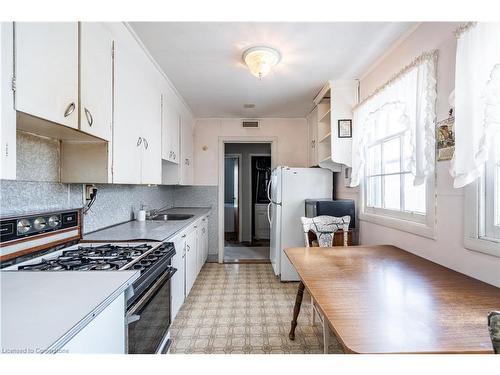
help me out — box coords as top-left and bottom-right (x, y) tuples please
(224, 153), (242, 243)
(218, 136), (278, 263)
(248, 153), (272, 241)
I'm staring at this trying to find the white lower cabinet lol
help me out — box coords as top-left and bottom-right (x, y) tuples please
(60, 292), (126, 354)
(171, 231), (187, 321)
(169, 216), (209, 322)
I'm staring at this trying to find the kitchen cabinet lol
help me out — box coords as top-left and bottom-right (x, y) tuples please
(185, 228), (198, 296)
(112, 26), (162, 184)
(180, 115), (194, 185)
(171, 231), (187, 321)
(14, 22), (79, 129)
(200, 217), (209, 265)
(60, 293), (126, 354)
(0, 23), (16, 180)
(307, 107), (318, 167)
(79, 23), (113, 141)
(254, 204), (270, 240)
(161, 97), (180, 164)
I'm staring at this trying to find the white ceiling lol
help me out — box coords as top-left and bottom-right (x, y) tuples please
(130, 22), (416, 118)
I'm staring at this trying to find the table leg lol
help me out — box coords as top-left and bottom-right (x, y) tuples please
(289, 281), (305, 340)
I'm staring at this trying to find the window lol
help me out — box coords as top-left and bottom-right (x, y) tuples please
(365, 132), (427, 222)
(453, 23), (500, 257)
(480, 133), (500, 241)
(350, 51), (437, 237)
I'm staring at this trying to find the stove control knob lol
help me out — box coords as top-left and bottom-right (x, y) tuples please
(17, 219), (32, 234)
(48, 215), (60, 228)
(34, 217), (47, 230)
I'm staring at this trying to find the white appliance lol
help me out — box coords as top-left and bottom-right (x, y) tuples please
(267, 166), (333, 281)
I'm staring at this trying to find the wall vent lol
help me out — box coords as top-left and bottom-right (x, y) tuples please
(242, 120), (260, 128)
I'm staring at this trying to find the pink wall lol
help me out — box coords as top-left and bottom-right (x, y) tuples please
(193, 118), (308, 186)
(336, 22), (500, 287)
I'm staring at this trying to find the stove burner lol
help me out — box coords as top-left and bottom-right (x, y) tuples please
(140, 260), (151, 267)
(146, 255), (158, 262)
(133, 264), (145, 271)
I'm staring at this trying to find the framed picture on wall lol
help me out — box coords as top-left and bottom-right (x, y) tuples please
(338, 119), (352, 138)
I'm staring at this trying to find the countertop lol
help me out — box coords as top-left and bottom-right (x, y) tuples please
(83, 207), (211, 242)
(0, 270), (139, 354)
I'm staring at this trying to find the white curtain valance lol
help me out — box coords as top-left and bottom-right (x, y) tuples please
(350, 51), (438, 187)
(451, 22), (500, 188)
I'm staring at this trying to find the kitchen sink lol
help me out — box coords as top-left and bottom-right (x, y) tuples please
(149, 213), (194, 221)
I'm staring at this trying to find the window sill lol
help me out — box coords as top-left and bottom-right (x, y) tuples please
(464, 236), (500, 258)
(359, 210), (436, 240)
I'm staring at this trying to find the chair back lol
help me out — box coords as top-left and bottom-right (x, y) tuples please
(488, 311), (500, 354)
(300, 215), (351, 247)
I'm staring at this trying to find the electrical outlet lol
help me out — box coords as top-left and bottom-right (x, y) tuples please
(83, 184), (97, 202)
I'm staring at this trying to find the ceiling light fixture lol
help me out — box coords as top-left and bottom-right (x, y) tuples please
(242, 46), (281, 80)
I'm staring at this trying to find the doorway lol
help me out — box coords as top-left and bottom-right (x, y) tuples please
(224, 154), (241, 243)
(223, 142), (272, 263)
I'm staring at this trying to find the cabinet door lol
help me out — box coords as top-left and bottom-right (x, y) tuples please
(140, 88), (162, 184)
(255, 205), (270, 240)
(1, 23), (16, 180)
(308, 107), (318, 167)
(15, 22), (78, 129)
(185, 229), (198, 296)
(161, 99), (180, 164)
(171, 233), (186, 321)
(180, 116), (194, 185)
(195, 223), (203, 274)
(112, 34), (143, 184)
(80, 23), (113, 141)
(201, 217), (208, 263)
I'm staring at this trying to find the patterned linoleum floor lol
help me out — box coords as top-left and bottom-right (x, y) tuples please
(169, 263), (344, 354)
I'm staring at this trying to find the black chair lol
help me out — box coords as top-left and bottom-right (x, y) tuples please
(488, 311), (500, 354)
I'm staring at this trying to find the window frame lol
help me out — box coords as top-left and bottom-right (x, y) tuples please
(360, 130), (436, 239)
(465, 138), (500, 257)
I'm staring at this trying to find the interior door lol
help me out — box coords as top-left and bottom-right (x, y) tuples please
(15, 22), (78, 129)
(80, 22), (113, 141)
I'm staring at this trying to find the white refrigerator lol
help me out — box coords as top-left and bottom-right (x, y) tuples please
(267, 166), (333, 281)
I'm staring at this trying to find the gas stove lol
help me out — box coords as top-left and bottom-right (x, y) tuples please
(0, 209), (177, 353)
(15, 243), (169, 272)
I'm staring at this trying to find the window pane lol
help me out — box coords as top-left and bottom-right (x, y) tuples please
(383, 137), (401, 174)
(403, 174), (426, 214)
(402, 133), (413, 172)
(367, 176), (382, 208)
(367, 144), (381, 176)
(383, 174), (401, 210)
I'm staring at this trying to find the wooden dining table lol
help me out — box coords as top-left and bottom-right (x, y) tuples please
(284, 245), (500, 354)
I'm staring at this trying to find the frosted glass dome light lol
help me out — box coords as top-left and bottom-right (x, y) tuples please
(242, 46), (281, 80)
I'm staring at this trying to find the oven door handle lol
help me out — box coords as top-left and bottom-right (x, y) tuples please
(126, 314), (141, 325)
(127, 267), (177, 317)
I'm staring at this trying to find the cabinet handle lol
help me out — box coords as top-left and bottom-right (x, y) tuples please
(143, 138), (148, 149)
(185, 158), (189, 165)
(64, 102), (75, 117)
(173, 152), (176, 160)
(136, 137), (143, 147)
(186, 245), (190, 252)
(84, 107), (93, 126)
(181, 234), (186, 238)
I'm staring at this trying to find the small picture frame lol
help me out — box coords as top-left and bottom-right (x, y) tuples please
(338, 119), (352, 138)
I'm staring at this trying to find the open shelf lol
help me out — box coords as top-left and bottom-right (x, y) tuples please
(318, 132), (331, 144)
(318, 108), (331, 123)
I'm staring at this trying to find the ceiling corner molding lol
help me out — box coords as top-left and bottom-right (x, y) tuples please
(122, 22), (195, 117)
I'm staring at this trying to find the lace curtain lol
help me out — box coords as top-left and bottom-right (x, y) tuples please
(350, 51), (437, 187)
(451, 23), (500, 188)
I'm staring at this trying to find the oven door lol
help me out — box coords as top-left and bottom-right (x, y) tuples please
(126, 267), (176, 354)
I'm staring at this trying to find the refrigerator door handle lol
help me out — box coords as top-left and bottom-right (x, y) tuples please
(266, 179), (272, 202)
(267, 202), (272, 224)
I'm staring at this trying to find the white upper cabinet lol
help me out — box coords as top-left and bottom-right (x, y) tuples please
(80, 23), (113, 141)
(112, 30), (143, 184)
(162, 97), (180, 164)
(15, 22), (79, 129)
(180, 115), (194, 185)
(1, 23), (16, 180)
(112, 24), (162, 184)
